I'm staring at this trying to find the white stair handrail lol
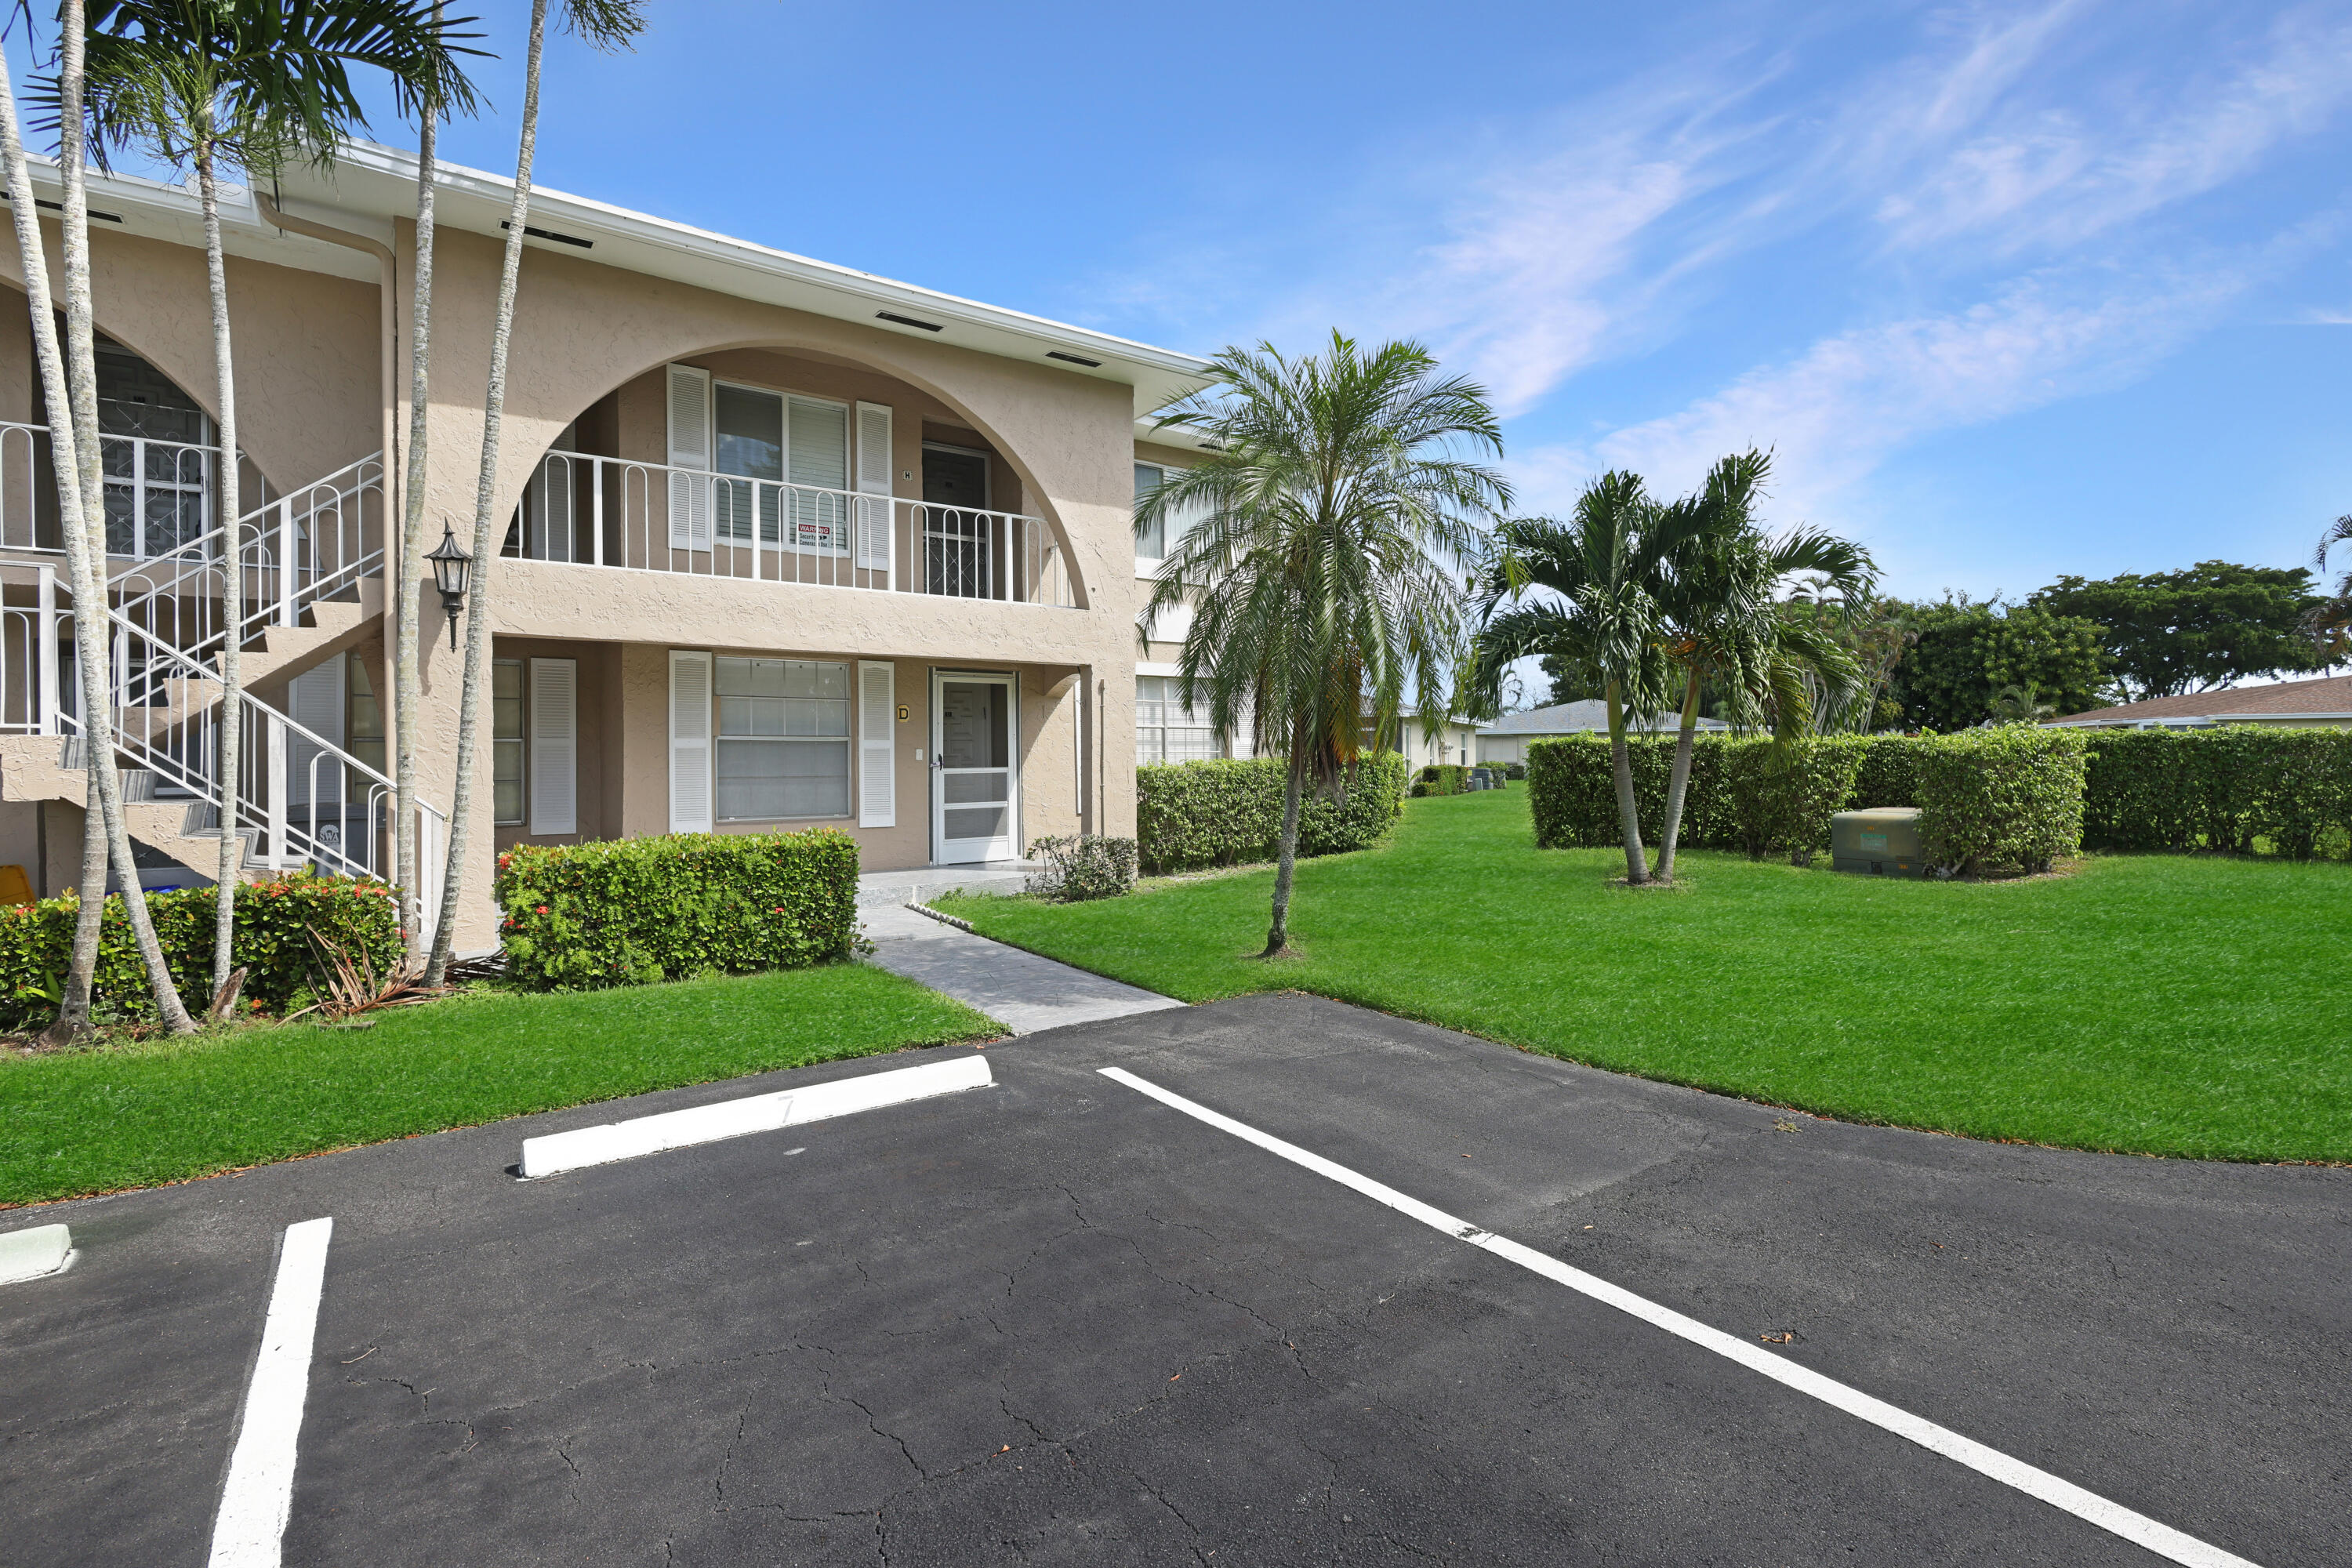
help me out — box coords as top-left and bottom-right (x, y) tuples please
(107, 452), (386, 666)
(71, 605), (448, 938)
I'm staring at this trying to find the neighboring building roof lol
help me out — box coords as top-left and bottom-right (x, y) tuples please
(2050, 672), (2352, 727)
(1480, 700), (1729, 735)
(21, 144), (1217, 420)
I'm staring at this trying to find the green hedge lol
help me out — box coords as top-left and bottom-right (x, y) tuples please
(2079, 727), (2352, 857)
(1136, 752), (1409, 873)
(1528, 725), (2352, 866)
(1915, 727), (2088, 875)
(497, 829), (859, 991)
(1526, 733), (1891, 864)
(1412, 764), (1472, 798)
(0, 873), (401, 1029)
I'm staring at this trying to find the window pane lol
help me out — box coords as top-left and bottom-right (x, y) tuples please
(494, 660), (524, 742)
(1134, 464), (1165, 558)
(494, 737), (524, 825)
(714, 386), (783, 480)
(715, 738), (849, 820)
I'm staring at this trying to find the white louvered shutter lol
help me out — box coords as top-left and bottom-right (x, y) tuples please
(666, 364), (712, 551)
(854, 401), (892, 572)
(529, 657), (578, 836)
(858, 660), (895, 828)
(285, 652), (346, 808)
(669, 649), (713, 833)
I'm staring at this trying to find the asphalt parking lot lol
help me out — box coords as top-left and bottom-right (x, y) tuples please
(5, 993), (2347, 1566)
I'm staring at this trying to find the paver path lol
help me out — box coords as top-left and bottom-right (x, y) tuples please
(861, 901), (1183, 1034)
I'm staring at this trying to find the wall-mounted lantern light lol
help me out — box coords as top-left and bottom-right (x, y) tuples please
(427, 524), (473, 650)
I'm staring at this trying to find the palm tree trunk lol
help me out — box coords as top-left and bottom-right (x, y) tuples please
(53, 6), (196, 1034)
(196, 140), (242, 996)
(1655, 669), (1701, 884)
(1606, 678), (1648, 884)
(1262, 742), (1305, 957)
(394, 105), (437, 959)
(425, 0), (549, 985)
(0, 45), (98, 1039)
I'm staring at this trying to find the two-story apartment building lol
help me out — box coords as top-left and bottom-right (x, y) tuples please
(0, 142), (1214, 946)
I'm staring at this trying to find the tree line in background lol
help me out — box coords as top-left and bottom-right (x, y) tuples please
(1548, 559), (2338, 731)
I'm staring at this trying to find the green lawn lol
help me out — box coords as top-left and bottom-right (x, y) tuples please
(0, 963), (996, 1207)
(942, 790), (2351, 1163)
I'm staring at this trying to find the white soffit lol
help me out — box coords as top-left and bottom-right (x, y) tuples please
(267, 141), (1214, 417)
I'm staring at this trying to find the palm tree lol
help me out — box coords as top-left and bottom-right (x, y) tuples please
(32, 0), (194, 1035)
(78, 0), (482, 1000)
(1650, 452), (1874, 881)
(2312, 513), (2352, 666)
(425, 0), (642, 984)
(1469, 474), (1711, 885)
(1141, 334), (1508, 956)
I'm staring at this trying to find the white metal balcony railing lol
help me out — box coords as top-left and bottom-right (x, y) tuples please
(508, 450), (1078, 608)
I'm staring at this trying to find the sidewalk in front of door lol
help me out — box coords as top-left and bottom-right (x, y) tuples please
(858, 877), (1184, 1036)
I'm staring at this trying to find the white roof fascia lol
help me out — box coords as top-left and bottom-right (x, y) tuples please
(273, 141), (1215, 418)
(3, 156), (383, 285)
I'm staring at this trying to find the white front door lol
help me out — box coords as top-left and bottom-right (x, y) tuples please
(932, 672), (1018, 863)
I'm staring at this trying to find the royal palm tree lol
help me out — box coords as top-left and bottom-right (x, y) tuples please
(78, 0), (483, 997)
(426, 0), (642, 984)
(2312, 513), (2352, 665)
(1649, 452), (1874, 881)
(1141, 334), (1508, 956)
(17, 0), (195, 1036)
(1470, 473), (1714, 885)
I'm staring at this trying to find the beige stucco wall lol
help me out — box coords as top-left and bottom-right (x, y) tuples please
(0, 220), (382, 495)
(0, 209), (1149, 947)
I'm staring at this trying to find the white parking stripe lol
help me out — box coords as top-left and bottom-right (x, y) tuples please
(1098, 1066), (2260, 1568)
(519, 1054), (993, 1179)
(207, 1218), (333, 1568)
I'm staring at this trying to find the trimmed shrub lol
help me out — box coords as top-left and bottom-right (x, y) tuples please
(1136, 752), (1409, 873)
(0, 873), (401, 1029)
(1723, 735), (1868, 865)
(1412, 764), (1472, 798)
(497, 829), (858, 991)
(1025, 835), (1138, 901)
(1914, 725), (2088, 876)
(1853, 735), (1926, 809)
(1504, 761), (1526, 781)
(2079, 726), (2352, 858)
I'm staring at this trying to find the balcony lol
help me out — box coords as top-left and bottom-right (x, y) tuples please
(506, 452), (1078, 608)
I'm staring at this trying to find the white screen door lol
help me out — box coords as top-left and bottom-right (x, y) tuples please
(931, 672), (1018, 862)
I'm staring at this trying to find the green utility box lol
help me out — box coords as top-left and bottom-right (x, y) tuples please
(1831, 807), (1922, 878)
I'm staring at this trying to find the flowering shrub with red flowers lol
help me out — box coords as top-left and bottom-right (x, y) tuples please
(494, 829), (858, 991)
(0, 871), (402, 1029)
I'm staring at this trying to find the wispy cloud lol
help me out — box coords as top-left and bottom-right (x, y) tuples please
(1875, 6), (2352, 252)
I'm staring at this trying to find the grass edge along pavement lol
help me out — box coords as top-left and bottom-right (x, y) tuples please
(940, 789), (2351, 1165)
(0, 962), (999, 1208)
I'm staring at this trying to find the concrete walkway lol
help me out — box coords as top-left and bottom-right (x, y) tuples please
(857, 865), (1183, 1034)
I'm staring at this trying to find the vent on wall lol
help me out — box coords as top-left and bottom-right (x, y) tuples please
(501, 220), (592, 249)
(0, 193), (122, 223)
(1045, 350), (1102, 368)
(876, 310), (943, 332)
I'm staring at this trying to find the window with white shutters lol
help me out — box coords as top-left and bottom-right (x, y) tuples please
(669, 649), (713, 832)
(529, 657), (578, 836)
(858, 661), (895, 827)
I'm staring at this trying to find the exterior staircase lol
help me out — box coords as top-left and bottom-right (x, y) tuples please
(0, 591), (378, 877)
(0, 451), (446, 928)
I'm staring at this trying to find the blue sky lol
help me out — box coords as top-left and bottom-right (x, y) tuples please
(27, 0), (2352, 603)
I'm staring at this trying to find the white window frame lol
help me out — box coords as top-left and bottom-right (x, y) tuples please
(705, 373), (853, 559)
(1137, 673), (1219, 765)
(493, 657), (526, 827)
(713, 655), (854, 823)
